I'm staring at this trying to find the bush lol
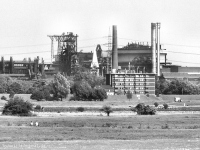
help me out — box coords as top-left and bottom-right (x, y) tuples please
(31, 90), (44, 101)
(101, 105), (113, 116)
(134, 103), (156, 115)
(1, 96), (7, 100)
(126, 90), (132, 101)
(35, 105), (41, 110)
(163, 103), (169, 109)
(26, 87), (37, 94)
(2, 96), (33, 116)
(43, 89), (51, 100)
(94, 88), (107, 101)
(154, 102), (159, 107)
(76, 107), (85, 112)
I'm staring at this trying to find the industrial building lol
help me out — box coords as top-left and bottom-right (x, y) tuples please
(0, 56), (45, 79)
(1, 23), (200, 89)
(104, 24), (162, 95)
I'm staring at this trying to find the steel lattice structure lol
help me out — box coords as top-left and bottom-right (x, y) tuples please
(48, 32), (78, 75)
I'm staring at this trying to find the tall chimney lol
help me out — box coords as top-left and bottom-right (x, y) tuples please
(151, 23), (156, 74)
(112, 25), (118, 70)
(156, 23), (161, 76)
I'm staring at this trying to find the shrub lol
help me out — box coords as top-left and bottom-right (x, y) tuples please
(43, 89), (51, 100)
(35, 105), (41, 110)
(134, 103), (156, 115)
(2, 96), (33, 116)
(163, 103), (168, 109)
(26, 87), (37, 94)
(144, 105), (156, 115)
(101, 105), (113, 116)
(31, 90), (44, 101)
(94, 88), (107, 101)
(76, 107), (85, 112)
(126, 90), (132, 101)
(134, 103), (146, 115)
(1, 96), (7, 100)
(154, 102), (159, 107)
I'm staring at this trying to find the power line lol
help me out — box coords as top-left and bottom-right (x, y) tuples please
(164, 43), (200, 48)
(167, 51), (200, 55)
(168, 59), (200, 65)
(0, 43), (50, 49)
(78, 36), (107, 42)
(1, 50), (51, 56)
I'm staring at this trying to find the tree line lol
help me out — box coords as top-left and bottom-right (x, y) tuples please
(156, 74), (200, 95)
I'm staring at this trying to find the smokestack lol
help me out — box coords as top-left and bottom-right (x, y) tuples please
(151, 23), (156, 74)
(156, 23), (161, 76)
(112, 25), (118, 70)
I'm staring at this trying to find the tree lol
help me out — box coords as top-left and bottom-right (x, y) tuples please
(154, 102), (159, 107)
(73, 72), (105, 88)
(7, 82), (24, 94)
(51, 73), (70, 100)
(2, 96), (33, 116)
(0, 75), (13, 93)
(101, 105), (113, 116)
(126, 90), (132, 101)
(163, 103), (168, 109)
(72, 80), (93, 100)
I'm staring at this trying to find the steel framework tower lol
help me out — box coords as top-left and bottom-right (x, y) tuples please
(48, 32), (78, 76)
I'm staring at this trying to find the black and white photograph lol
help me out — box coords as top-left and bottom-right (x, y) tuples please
(0, 0), (200, 149)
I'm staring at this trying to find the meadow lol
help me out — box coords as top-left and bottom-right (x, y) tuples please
(0, 94), (200, 149)
(0, 114), (200, 142)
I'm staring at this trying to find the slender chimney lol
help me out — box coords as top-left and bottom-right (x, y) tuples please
(151, 23), (156, 74)
(112, 25), (118, 70)
(156, 23), (161, 76)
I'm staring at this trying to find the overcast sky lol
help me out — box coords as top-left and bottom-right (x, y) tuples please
(0, 0), (200, 66)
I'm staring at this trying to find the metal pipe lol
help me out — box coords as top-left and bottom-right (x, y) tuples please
(112, 25), (118, 71)
(157, 23), (161, 76)
(151, 23), (156, 74)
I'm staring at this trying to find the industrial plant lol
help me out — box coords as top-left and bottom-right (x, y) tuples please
(1, 23), (200, 95)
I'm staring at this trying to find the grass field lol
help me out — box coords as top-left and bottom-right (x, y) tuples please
(0, 93), (200, 149)
(0, 114), (200, 141)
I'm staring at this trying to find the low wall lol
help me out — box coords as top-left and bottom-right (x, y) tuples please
(160, 95), (200, 101)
